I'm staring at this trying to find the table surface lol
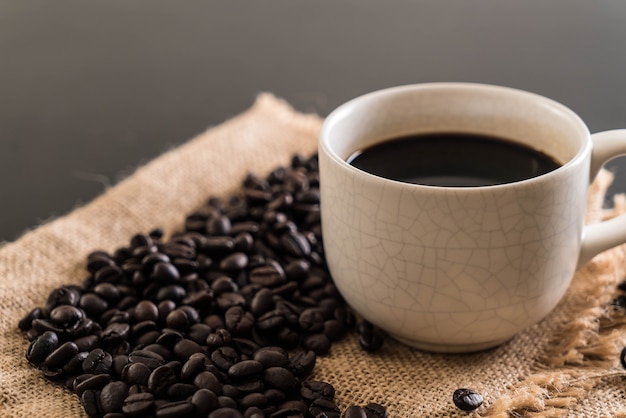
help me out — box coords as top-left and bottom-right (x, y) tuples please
(1, 1), (626, 242)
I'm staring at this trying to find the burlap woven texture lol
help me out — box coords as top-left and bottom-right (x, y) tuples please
(2, 94), (626, 418)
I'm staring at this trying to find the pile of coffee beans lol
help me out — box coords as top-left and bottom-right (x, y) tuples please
(19, 154), (389, 418)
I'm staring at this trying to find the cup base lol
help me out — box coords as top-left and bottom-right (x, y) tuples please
(389, 333), (512, 353)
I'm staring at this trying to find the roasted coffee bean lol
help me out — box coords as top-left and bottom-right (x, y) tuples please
(271, 407), (306, 418)
(300, 380), (335, 402)
(206, 328), (232, 349)
(100, 381), (129, 413)
(250, 288), (274, 317)
(194, 371), (223, 394)
(82, 389), (104, 418)
(156, 400), (195, 418)
(83, 348), (113, 374)
(253, 347), (289, 368)
(128, 349), (165, 369)
(225, 306), (255, 335)
(168, 383), (198, 400)
(453, 388), (483, 412)
(75, 373), (112, 397)
(358, 321), (384, 353)
(209, 407), (244, 418)
(134, 300), (159, 322)
(123, 362), (152, 386)
(212, 346), (240, 370)
(26, 331), (59, 365)
(122, 392), (155, 416)
(49, 305), (84, 328)
(244, 406), (265, 418)
(363, 403), (388, 418)
(189, 388), (218, 415)
(74, 335), (100, 352)
(280, 231), (311, 257)
(18, 307), (44, 331)
(212, 276), (239, 294)
(302, 333), (331, 356)
(180, 352), (207, 381)
(148, 365), (177, 396)
(45, 341), (79, 370)
(240, 392), (269, 409)
(46, 286), (81, 312)
(308, 398), (340, 418)
(298, 308), (325, 333)
(142, 344), (171, 362)
(80, 293), (109, 317)
(151, 262), (181, 282)
(250, 266), (285, 287)
(174, 338), (204, 361)
(344, 406), (367, 418)
(220, 252), (249, 272)
(100, 322), (131, 345)
(228, 360), (263, 379)
(289, 350), (316, 378)
(64, 351), (90, 375)
(155, 286), (186, 304)
(263, 367), (297, 392)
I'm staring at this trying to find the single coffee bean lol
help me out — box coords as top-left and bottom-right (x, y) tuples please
(357, 321), (384, 353)
(263, 367), (297, 392)
(122, 392), (155, 416)
(212, 346), (240, 370)
(80, 293), (109, 317)
(220, 252), (249, 272)
(253, 347), (289, 368)
(344, 406), (367, 418)
(100, 322), (131, 345)
(83, 348), (113, 375)
(173, 338), (204, 361)
(209, 407), (244, 418)
(151, 262), (181, 282)
(46, 286), (81, 312)
(167, 382), (197, 400)
(289, 350), (316, 378)
(225, 306), (255, 335)
(134, 300), (159, 322)
(308, 398), (340, 418)
(155, 400), (195, 418)
(64, 351), (90, 375)
(128, 349), (165, 369)
(228, 359), (263, 380)
(244, 406), (265, 418)
(26, 331), (59, 365)
(194, 371), (223, 394)
(452, 388), (483, 412)
(122, 362), (151, 386)
(300, 380), (335, 402)
(81, 389), (104, 418)
(100, 381), (129, 413)
(75, 373), (111, 397)
(302, 333), (331, 356)
(180, 352), (207, 381)
(249, 266), (285, 287)
(18, 307), (44, 331)
(191, 388), (219, 416)
(148, 364), (177, 396)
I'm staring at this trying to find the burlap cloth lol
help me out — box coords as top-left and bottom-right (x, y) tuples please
(2, 94), (626, 418)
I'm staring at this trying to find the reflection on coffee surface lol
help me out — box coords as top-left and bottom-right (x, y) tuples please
(347, 133), (561, 187)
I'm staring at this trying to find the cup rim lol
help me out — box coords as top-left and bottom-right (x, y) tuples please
(319, 82), (592, 191)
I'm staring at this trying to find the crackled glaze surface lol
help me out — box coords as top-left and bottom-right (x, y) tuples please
(319, 83), (592, 352)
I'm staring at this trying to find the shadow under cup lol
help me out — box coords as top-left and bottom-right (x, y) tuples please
(318, 83), (592, 353)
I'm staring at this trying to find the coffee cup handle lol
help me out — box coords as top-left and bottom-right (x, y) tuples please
(578, 129), (626, 268)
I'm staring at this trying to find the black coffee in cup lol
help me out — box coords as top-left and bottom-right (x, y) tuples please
(347, 132), (561, 187)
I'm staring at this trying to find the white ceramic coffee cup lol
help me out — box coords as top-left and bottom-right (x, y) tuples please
(319, 83), (626, 353)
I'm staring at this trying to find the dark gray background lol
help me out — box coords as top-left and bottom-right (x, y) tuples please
(1, 1), (626, 242)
